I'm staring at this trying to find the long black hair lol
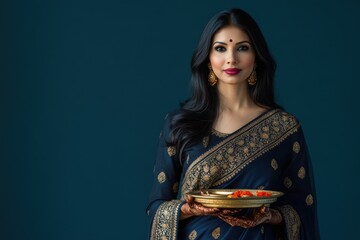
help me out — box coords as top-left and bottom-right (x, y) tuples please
(168, 8), (280, 161)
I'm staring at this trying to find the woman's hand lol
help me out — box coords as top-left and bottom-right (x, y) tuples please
(218, 206), (282, 228)
(180, 195), (221, 220)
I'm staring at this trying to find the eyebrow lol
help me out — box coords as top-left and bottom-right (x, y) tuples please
(212, 41), (251, 46)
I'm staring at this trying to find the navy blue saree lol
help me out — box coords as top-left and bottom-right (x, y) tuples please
(147, 109), (319, 239)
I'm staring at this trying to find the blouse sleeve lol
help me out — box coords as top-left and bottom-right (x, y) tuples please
(276, 125), (320, 240)
(146, 113), (184, 240)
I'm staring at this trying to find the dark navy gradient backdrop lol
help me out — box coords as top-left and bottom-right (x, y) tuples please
(1, 0), (359, 239)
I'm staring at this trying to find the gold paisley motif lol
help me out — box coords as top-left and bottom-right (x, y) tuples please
(210, 166), (219, 175)
(272, 120), (280, 126)
(293, 141), (300, 153)
(212, 227), (221, 239)
(173, 182), (179, 193)
(167, 146), (176, 157)
(157, 172), (166, 184)
(272, 126), (280, 132)
(298, 166), (306, 179)
(261, 133), (269, 139)
(203, 174), (210, 181)
(243, 147), (249, 155)
(202, 136), (210, 148)
(163, 210), (169, 217)
(227, 147), (234, 154)
(216, 154), (223, 161)
(284, 177), (292, 188)
(227, 155), (235, 161)
(237, 140), (245, 146)
(306, 194), (314, 206)
(282, 115), (289, 121)
(189, 230), (197, 240)
(262, 126), (269, 132)
(249, 142), (256, 148)
(271, 158), (278, 170)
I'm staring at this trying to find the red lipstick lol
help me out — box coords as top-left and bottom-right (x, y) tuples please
(224, 68), (241, 75)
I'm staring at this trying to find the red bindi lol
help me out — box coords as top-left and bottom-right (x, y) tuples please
(229, 39), (233, 42)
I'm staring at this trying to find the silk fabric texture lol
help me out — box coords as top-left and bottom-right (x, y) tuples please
(146, 109), (319, 240)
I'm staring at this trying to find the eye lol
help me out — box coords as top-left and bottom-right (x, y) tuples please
(237, 45), (250, 51)
(214, 46), (226, 52)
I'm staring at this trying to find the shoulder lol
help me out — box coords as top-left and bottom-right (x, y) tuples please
(270, 108), (300, 126)
(269, 108), (299, 123)
(263, 108), (302, 137)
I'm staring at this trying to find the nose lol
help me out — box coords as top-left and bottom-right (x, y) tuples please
(226, 51), (238, 65)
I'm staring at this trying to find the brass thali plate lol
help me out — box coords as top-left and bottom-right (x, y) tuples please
(188, 189), (284, 208)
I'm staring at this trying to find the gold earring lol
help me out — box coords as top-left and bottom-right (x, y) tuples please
(208, 64), (218, 86)
(247, 66), (257, 85)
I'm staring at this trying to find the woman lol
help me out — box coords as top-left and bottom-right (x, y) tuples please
(146, 8), (319, 240)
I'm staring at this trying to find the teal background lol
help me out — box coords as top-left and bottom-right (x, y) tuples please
(1, 0), (359, 239)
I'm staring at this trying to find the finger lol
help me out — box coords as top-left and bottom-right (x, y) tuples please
(194, 203), (220, 215)
(204, 208), (220, 215)
(252, 208), (271, 225)
(185, 195), (194, 204)
(218, 215), (236, 227)
(219, 214), (252, 228)
(220, 208), (241, 215)
(200, 190), (209, 196)
(252, 206), (269, 218)
(259, 205), (268, 214)
(243, 220), (256, 228)
(200, 207), (220, 214)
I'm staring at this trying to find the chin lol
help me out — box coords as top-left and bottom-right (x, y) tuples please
(219, 80), (246, 86)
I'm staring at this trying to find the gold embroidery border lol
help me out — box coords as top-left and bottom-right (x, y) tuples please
(277, 205), (301, 240)
(181, 109), (299, 194)
(150, 200), (182, 240)
(187, 109), (279, 174)
(215, 125), (299, 186)
(211, 128), (230, 138)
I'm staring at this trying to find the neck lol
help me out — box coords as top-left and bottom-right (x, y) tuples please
(216, 82), (255, 112)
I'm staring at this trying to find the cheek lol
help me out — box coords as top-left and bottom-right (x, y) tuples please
(209, 54), (224, 70)
(242, 53), (256, 68)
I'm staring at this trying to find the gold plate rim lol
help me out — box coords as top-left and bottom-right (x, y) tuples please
(187, 189), (284, 208)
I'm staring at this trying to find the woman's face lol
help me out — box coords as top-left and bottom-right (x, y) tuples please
(209, 25), (256, 86)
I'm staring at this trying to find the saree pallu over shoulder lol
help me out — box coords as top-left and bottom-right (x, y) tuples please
(147, 109), (319, 239)
(181, 109), (300, 196)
